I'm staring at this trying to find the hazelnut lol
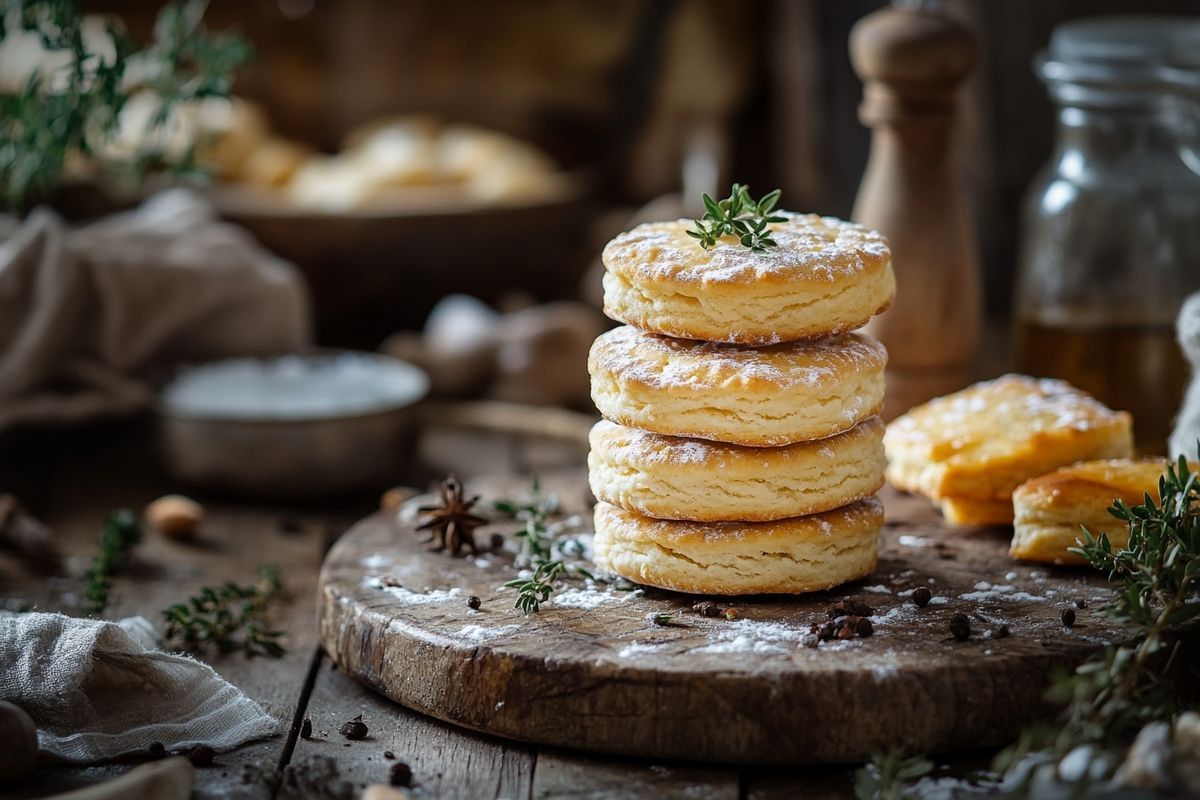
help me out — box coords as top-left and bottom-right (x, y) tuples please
(144, 495), (204, 539)
(380, 487), (418, 513)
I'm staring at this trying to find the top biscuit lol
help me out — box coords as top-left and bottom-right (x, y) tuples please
(884, 374), (1134, 505)
(602, 213), (895, 344)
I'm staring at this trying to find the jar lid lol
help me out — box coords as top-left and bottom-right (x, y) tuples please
(1039, 16), (1200, 102)
(1049, 16), (1200, 70)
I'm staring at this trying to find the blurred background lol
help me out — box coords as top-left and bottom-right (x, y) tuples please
(4, 0), (1200, 494)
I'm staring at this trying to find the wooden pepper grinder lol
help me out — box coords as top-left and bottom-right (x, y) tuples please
(850, 0), (982, 418)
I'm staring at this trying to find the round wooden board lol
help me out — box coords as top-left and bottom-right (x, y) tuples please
(318, 477), (1129, 764)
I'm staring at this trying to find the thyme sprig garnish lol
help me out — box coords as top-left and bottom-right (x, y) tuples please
(857, 454), (1200, 798)
(162, 565), (286, 658)
(1, 0), (251, 208)
(496, 479), (590, 614)
(83, 509), (141, 617)
(854, 751), (933, 800)
(687, 183), (786, 252)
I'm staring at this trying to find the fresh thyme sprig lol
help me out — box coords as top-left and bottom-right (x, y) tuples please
(162, 565), (286, 658)
(1, 0), (251, 208)
(854, 751), (933, 800)
(496, 479), (590, 613)
(82, 509), (141, 617)
(687, 183), (786, 252)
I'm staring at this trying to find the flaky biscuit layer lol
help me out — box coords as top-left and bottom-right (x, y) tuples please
(592, 499), (882, 595)
(1010, 458), (1189, 564)
(602, 214), (894, 344)
(588, 417), (885, 522)
(884, 374), (1133, 505)
(589, 326), (887, 446)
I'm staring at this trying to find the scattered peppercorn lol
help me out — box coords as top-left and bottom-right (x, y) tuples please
(490, 532), (505, 551)
(1061, 609), (1076, 628)
(186, 745), (215, 767)
(389, 762), (413, 787)
(994, 624), (1011, 639)
(829, 599), (874, 618)
(855, 617), (874, 637)
(300, 718), (312, 740)
(911, 586), (933, 608)
(814, 621), (838, 641)
(723, 607), (739, 620)
(384, 751), (395, 760)
(950, 613), (971, 641)
(1074, 598), (1087, 609)
(148, 741), (166, 759)
(340, 714), (369, 740)
(692, 600), (722, 618)
(467, 595), (481, 610)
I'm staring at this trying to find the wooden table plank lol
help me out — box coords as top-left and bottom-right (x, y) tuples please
(531, 752), (740, 800)
(289, 661), (535, 800)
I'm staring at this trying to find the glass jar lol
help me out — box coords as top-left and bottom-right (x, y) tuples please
(1013, 17), (1200, 452)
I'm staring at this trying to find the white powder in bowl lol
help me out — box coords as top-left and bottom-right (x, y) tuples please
(162, 353), (429, 420)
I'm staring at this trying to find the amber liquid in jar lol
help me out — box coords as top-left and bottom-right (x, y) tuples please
(1013, 318), (1187, 453)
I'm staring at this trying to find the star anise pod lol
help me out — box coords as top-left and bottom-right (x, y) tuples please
(416, 476), (487, 556)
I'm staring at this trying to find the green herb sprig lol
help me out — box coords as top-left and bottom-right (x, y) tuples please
(854, 751), (933, 800)
(687, 184), (786, 252)
(83, 509), (141, 617)
(497, 479), (590, 614)
(162, 565), (285, 658)
(1, 0), (251, 208)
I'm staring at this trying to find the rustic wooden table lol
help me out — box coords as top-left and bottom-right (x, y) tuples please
(0, 419), (998, 800)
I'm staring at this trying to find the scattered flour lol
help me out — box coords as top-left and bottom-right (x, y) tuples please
(550, 586), (642, 609)
(454, 624), (519, 643)
(615, 641), (670, 658)
(360, 554), (391, 569)
(364, 578), (462, 604)
(862, 585), (892, 594)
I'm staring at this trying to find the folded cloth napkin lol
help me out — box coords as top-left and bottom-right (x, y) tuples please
(0, 612), (279, 763)
(0, 189), (310, 431)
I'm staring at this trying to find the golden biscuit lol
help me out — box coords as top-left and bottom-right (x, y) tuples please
(937, 496), (1016, 527)
(884, 375), (1133, 525)
(1011, 458), (1191, 565)
(589, 326), (887, 446)
(593, 498), (882, 595)
(601, 213), (894, 345)
(588, 417), (885, 522)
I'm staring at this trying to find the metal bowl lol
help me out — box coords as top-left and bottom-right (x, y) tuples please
(156, 352), (429, 499)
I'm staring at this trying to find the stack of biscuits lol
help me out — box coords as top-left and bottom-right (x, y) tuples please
(586, 213), (896, 595)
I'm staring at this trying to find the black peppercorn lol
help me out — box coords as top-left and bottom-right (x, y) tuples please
(693, 601), (721, 618)
(829, 599), (874, 619)
(1061, 609), (1076, 628)
(994, 624), (1010, 639)
(816, 621), (838, 641)
(384, 750), (395, 760)
(490, 532), (505, 551)
(340, 714), (369, 740)
(148, 741), (166, 759)
(467, 595), (481, 610)
(855, 617), (874, 637)
(911, 586), (933, 608)
(950, 612), (971, 641)
(390, 762), (413, 787)
(300, 718), (312, 740)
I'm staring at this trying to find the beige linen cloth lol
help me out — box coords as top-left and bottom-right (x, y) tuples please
(0, 612), (279, 762)
(0, 189), (310, 430)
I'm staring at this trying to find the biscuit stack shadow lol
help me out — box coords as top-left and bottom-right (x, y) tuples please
(586, 212), (896, 595)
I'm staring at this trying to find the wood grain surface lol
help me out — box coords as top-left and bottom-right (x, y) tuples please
(319, 480), (1130, 765)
